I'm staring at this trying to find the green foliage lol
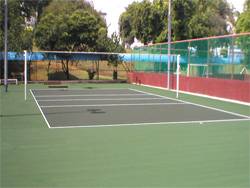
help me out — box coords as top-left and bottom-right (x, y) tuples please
(172, 0), (195, 40)
(34, 0), (107, 80)
(119, 1), (140, 45)
(119, 0), (165, 45)
(119, 12), (135, 45)
(21, 0), (51, 20)
(34, 0), (126, 80)
(188, 0), (233, 38)
(20, 28), (33, 51)
(105, 33), (125, 80)
(106, 33), (124, 67)
(235, 1), (250, 67)
(236, 35), (250, 67)
(34, 0), (106, 51)
(0, 0), (50, 52)
(220, 48), (228, 57)
(244, 0), (250, 11)
(0, 0), (31, 51)
(236, 0), (250, 33)
(119, 0), (235, 45)
(108, 33), (125, 54)
(133, 0), (162, 44)
(96, 27), (109, 52)
(236, 11), (250, 33)
(155, 30), (167, 43)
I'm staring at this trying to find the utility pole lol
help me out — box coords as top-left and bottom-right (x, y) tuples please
(4, 0), (8, 92)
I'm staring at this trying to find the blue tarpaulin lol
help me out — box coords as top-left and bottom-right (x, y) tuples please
(0, 52), (242, 64)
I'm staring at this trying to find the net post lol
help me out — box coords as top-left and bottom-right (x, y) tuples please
(167, 0), (172, 90)
(176, 55), (180, 99)
(24, 50), (27, 100)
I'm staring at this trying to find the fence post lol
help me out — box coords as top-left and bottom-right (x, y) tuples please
(206, 40), (210, 78)
(231, 36), (235, 79)
(176, 55), (180, 98)
(24, 50), (27, 100)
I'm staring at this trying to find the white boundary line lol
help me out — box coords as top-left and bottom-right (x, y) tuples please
(40, 102), (184, 108)
(37, 97), (166, 102)
(30, 90), (51, 128)
(35, 94), (149, 98)
(177, 89), (250, 106)
(50, 118), (250, 129)
(30, 88), (249, 129)
(129, 88), (250, 119)
(33, 88), (130, 91)
(134, 83), (250, 106)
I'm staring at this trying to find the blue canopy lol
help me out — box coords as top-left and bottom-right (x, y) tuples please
(0, 52), (243, 64)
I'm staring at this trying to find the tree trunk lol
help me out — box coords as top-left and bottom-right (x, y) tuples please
(61, 60), (70, 80)
(113, 66), (118, 80)
(66, 60), (69, 80)
(47, 60), (51, 80)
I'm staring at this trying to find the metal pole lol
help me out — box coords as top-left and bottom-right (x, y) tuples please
(24, 51), (27, 100)
(187, 42), (191, 76)
(167, 0), (172, 89)
(4, 0), (8, 92)
(206, 40), (209, 78)
(176, 55), (180, 99)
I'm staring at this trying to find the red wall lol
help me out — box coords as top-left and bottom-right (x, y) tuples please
(128, 72), (250, 103)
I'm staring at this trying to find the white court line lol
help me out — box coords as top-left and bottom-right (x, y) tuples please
(50, 118), (250, 129)
(35, 94), (149, 98)
(129, 88), (250, 119)
(31, 88), (249, 129)
(40, 102), (184, 108)
(37, 97), (166, 102)
(30, 90), (51, 128)
(137, 83), (250, 106)
(33, 88), (130, 91)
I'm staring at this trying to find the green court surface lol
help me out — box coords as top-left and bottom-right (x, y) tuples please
(1, 83), (249, 188)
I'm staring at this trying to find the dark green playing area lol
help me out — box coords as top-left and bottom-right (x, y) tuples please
(1, 83), (249, 187)
(31, 88), (248, 128)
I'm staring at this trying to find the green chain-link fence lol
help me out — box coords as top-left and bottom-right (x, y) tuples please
(133, 33), (250, 81)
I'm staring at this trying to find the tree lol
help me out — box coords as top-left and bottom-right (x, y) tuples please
(21, 0), (51, 21)
(119, 11), (135, 45)
(119, 0), (164, 45)
(0, 0), (51, 52)
(135, 0), (163, 44)
(153, 0), (168, 43)
(236, 0), (250, 33)
(105, 33), (125, 80)
(96, 27), (109, 52)
(236, 11), (250, 33)
(0, 0), (31, 51)
(172, 0), (195, 40)
(119, 0), (235, 45)
(188, 0), (234, 38)
(235, 0), (250, 69)
(34, 0), (106, 51)
(34, 0), (107, 79)
(119, 1), (142, 46)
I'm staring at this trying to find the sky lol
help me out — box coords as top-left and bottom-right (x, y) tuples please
(90, 0), (246, 36)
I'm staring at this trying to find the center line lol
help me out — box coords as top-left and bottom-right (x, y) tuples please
(36, 94), (150, 98)
(40, 102), (185, 108)
(37, 97), (166, 102)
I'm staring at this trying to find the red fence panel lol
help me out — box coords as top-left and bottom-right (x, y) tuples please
(128, 72), (250, 103)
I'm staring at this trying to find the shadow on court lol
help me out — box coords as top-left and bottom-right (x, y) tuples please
(0, 113), (41, 118)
